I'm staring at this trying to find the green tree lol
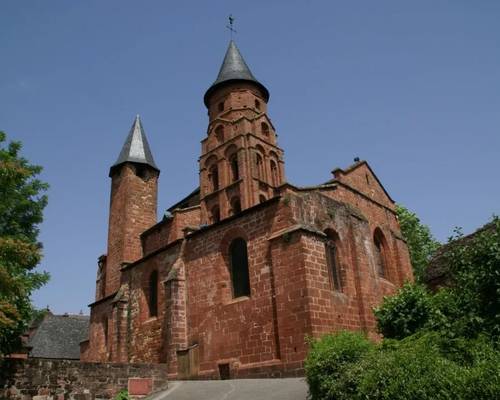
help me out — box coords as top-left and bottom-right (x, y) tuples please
(396, 204), (440, 282)
(0, 131), (49, 355)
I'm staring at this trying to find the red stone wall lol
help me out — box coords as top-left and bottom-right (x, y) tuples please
(141, 206), (200, 255)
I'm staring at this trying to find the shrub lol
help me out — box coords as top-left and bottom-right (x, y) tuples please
(305, 332), (500, 400)
(374, 283), (434, 339)
(304, 331), (374, 400)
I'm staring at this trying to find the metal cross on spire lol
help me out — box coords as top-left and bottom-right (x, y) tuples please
(226, 14), (237, 39)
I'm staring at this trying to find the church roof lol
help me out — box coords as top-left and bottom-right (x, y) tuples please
(111, 115), (159, 173)
(204, 40), (269, 106)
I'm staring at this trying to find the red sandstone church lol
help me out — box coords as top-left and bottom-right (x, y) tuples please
(80, 41), (413, 378)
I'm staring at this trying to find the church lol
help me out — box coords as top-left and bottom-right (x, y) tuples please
(80, 40), (413, 379)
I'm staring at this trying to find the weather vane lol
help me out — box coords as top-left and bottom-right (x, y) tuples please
(226, 14), (237, 39)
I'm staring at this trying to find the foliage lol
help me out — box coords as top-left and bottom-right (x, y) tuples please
(305, 331), (374, 400)
(375, 216), (500, 341)
(0, 131), (49, 355)
(305, 331), (500, 400)
(442, 217), (500, 339)
(395, 204), (440, 282)
(373, 283), (435, 339)
(114, 390), (130, 400)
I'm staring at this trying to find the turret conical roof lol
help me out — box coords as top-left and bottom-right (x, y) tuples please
(204, 40), (269, 106)
(110, 115), (159, 174)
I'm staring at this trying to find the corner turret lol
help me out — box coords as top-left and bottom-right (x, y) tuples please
(100, 116), (159, 297)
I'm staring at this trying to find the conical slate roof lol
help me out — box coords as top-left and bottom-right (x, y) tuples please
(204, 40), (269, 106)
(110, 115), (159, 174)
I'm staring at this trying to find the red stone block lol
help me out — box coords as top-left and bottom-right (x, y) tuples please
(128, 378), (153, 396)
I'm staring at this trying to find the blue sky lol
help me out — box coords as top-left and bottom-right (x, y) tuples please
(2, 1), (499, 314)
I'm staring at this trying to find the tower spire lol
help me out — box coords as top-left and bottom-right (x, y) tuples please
(110, 115), (159, 175)
(204, 41), (269, 106)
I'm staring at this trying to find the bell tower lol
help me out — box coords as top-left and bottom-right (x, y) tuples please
(102, 115), (159, 297)
(200, 41), (285, 224)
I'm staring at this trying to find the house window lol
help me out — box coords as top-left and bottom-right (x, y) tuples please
(209, 164), (219, 191)
(324, 230), (342, 292)
(230, 154), (239, 181)
(229, 238), (250, 298)
(374, 229), (388, 278)
(255, 99), (261, 110)
(211, 205), (220, 223)
(218, 101), (224, 112)
(149, 270), (158, 317)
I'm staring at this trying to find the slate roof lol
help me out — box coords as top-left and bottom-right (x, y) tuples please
(204, 40), (269, 106)
(111, 115), (159, 174)
(28, 314), (89, 359)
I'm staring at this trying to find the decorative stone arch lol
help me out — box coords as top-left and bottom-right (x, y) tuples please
(230, 196), (241, 215)
(373, 227), (391, 280)
(205, 155), (219, 192)
(269, 151), (280, 186)
(254, 145), (266, 180)
(225, 144), (240, 182)
(214, 125), (225, 144)
(261, 121), (270, 137)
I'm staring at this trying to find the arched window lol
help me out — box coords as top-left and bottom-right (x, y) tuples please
(149, 270), (158, 317)
(218, 101), (224, 113)
(255, 153), (264, 179)
(324, 230), (342, 292)
(259, 194), (267, 203)
(215, 125), (224, 144)
(373, 228), (388, 278)
(229, 238), (250, 298)
(270, 160), (279, 186)
(255, 99), (261, 110)
(209, 164), (219, 191)
(261, 122), (270, 136)
(231, 197), (241, 215)
(211, 206), (220, 223)
(230, 153), (239, 181)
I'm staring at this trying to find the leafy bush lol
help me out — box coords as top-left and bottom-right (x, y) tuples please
(305, 331), (500, 400)
(374, 283), (434, 339)
(375, 216), (500, 341)
(443, 217), (500, 339)
(304, 331), (374, 400)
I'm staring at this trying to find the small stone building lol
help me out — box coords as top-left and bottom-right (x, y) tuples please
(80, 41), (413, 379)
